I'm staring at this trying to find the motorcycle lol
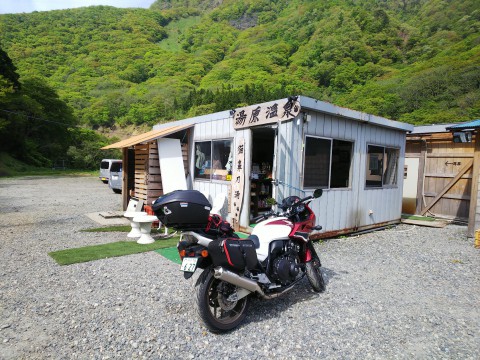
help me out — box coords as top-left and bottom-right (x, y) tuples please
(152, 188), (325, 333)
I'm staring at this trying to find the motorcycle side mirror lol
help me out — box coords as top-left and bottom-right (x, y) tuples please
(313, 189), (323, 198)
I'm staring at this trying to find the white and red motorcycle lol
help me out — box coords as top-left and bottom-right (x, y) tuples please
(152, 188), (325, 333)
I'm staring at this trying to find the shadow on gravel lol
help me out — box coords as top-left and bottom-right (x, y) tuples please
(234, 267), (337, 331)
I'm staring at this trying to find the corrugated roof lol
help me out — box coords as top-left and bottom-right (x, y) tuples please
(446, 119), (480, 131)
(409, 124), (456, 134)
(299, 96), (414, 132)
(101, 124), (192, 149)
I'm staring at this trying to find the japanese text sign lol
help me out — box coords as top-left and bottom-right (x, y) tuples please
(233, 98), (301, 130)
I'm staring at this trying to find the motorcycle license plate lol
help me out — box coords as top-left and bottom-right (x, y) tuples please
(180, 257), (198, 272)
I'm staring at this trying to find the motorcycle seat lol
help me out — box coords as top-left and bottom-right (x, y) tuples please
(247, 235), (260, 249)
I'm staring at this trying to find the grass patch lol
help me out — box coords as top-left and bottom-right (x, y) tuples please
(0, 152), (96, 178)
(49, 238), (179, 265)
(159, 16), (201, 52)
(82, 225), (177, 235)
(82, 225), (131, 233)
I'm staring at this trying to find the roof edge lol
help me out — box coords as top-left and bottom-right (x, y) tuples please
(299, 96), (414, 132)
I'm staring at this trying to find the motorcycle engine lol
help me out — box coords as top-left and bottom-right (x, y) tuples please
(272, 255), (300, 286)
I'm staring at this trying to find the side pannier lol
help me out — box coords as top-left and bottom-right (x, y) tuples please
(208, 238), (258, 272)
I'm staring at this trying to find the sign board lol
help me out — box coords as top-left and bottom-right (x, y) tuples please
(230, 138), (245, 231)
(157, 138), (187, 193)
(233, 98), (301, 130)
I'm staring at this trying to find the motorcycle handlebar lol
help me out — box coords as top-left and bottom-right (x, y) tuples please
(298, 195), (313, 204)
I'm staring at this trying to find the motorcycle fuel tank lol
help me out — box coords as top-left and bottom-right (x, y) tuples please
(251, 217), (293, 261)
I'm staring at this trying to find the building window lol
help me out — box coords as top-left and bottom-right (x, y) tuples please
(366, 145), (399, 188)
(303, 136), (352, 189)
(194, 139), (232, 181)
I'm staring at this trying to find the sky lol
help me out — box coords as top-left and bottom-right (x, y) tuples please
(0, 0), (155, 14)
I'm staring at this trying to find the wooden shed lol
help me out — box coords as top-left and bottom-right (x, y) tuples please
(404, 121), (480, 238)
(102, 124), (192, 210)
(104, 96), (413, 236)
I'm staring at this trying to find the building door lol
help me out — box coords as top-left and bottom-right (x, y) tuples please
(250, 127), (276, 220)
(402, 157), (420, 214)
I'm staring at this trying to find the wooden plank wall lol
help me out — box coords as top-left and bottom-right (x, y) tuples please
(406, 135), (475, 220)
(133, 140), (189, 206)
(424, 139), (473, 220)
(133, 143), (150, 203)
(146, 141), (162, 205)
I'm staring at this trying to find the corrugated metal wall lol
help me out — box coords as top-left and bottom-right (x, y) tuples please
(275, 113), (406, 234)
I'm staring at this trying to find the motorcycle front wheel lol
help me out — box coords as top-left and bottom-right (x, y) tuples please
(305, 259), (326, 292)
(195, 267), (249, 333)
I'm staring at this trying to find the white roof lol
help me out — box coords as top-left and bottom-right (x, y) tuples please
(409, 124), (457, 134)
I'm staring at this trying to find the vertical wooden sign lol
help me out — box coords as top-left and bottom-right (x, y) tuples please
(231, 138), (245, 231)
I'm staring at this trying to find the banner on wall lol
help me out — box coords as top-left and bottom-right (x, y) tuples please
(230, 138), (245, 231)
(232, 97), (301, 130)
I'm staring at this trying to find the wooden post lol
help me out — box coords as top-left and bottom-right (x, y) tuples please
(467, 131), (480, 238)
(122, 147), (129, 211)
(416, 140), (426, 215)
(231, 138), (245, 232)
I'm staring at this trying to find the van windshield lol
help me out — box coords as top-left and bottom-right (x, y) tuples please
(100, 161), (109, 169)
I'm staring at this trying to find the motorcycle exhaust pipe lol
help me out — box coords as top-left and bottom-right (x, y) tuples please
(214, 267), (263, 294)
(213, 267), (294, 300)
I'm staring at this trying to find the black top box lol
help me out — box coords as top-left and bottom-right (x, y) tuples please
(152, 190), (211, 230)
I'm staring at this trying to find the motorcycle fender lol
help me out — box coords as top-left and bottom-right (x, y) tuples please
(305, 242), (321, 265)
(305, 248), (312, 262)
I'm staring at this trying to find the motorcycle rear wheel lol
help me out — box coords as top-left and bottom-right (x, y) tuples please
(195, 267), (249, 333)
(305, 259), (326, 292)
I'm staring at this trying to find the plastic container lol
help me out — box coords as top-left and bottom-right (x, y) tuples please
(152, 190), (211, 230)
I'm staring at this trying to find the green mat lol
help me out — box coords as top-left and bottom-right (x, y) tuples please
(156, 246), (182, 264)
(155, 232), (249, 265)
(49, 238), (179, 265)
(401, 214), (435, 222)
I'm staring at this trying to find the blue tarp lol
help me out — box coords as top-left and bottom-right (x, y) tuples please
(446, 119), (480, 131)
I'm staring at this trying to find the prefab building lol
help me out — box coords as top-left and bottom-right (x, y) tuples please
(103, 96), (413, 237)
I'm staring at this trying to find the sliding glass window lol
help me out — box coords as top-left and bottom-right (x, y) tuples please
(303, 136), (353, 189)
(366, 145), (399, 188)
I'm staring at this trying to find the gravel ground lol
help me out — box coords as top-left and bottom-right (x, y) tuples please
(0, 175), (479, 359)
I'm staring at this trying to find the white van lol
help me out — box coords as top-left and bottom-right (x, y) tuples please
(99, 159), (122, 184)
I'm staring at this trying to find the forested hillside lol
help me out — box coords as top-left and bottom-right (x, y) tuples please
(0, 0), (479, 168)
